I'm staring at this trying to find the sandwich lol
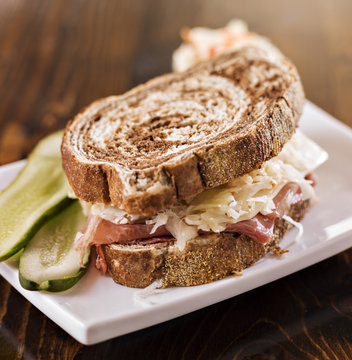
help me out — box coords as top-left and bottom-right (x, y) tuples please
(61, 25), (328, 288)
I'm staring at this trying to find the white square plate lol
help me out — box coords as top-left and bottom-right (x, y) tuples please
(0, 101), (351, 345)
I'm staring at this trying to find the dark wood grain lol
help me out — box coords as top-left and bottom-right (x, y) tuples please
(0, 0), (351, 359)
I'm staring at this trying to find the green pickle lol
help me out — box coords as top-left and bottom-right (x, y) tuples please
(0, 130), (90, 291)
(19, 201), (89, 292)
(0, 131), (70, 260)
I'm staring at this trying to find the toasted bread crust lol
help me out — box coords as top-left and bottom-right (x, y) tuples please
(62, 46), (304, 216)
(101, 200), (310, 288)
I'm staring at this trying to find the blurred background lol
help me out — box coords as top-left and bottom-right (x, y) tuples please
(0, 0), (351, 165)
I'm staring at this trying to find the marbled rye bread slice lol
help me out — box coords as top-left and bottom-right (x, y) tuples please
(61, 45), (305, 216)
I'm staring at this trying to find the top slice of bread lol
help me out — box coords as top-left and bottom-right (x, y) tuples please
(61, 45), (305, 216)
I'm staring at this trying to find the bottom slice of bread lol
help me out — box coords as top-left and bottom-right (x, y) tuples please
(101, 200), (310, 288)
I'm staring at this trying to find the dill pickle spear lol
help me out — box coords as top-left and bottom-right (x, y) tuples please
(19, 201), (89, 292)
(0, 131), (71, 261)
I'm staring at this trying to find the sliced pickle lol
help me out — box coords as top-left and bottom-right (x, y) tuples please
(0, 131), (71, 261)
(19, 201), (89, 292)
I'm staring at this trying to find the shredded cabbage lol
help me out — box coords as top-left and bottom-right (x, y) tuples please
(133, 279), (163, 305)
(90, 203), (143, 224)
(282, 215), (304, 242)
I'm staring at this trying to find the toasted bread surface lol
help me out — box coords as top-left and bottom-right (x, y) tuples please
(62, 46), (304, 216)
(101, 199), (310, 288)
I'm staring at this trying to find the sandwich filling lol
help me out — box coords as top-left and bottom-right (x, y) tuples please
(74, 130), (328, 270)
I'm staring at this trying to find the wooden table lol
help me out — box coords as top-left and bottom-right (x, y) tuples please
(1, 0), (351, 358)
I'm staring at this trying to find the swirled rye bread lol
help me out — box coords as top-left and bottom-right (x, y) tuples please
(62, 46), (304, 216)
